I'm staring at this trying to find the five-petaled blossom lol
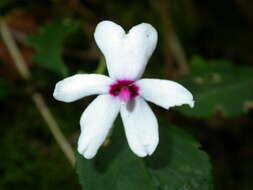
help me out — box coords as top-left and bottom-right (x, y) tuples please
(53, 20), (194, 159)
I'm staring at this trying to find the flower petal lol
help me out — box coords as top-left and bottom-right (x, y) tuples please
(94, 20), (158, 80)
(136, 79), (194, 109)
(78, 95), (120, 159)
(53, 74), (113, 102)
(120, 97), (158, 157)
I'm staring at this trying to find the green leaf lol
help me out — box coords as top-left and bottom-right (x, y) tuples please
(0, 78), (9, 100)
(26, 21), (78, 76)
(177, 56), (253, 118)
(76, 120), (213, 190)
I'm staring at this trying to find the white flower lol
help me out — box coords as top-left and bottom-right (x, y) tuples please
(53, 20), (194, 159)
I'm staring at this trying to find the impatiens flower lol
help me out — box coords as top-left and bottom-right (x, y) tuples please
(53, 20), (194, 159)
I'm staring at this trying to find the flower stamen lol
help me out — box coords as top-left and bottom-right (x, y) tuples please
(109, 80), (139, 102)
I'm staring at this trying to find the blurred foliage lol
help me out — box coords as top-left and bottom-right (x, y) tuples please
(178, 56), (253, 118)
(77, 120), (213, 190)
(0, 0), (9, 9)
(0, 100), (80, 189)
(26, 21), (79, 76)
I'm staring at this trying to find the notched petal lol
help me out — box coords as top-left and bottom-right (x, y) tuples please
(94, 20), (158, 80)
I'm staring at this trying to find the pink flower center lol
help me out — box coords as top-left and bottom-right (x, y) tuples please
(109, 80), (139, 102)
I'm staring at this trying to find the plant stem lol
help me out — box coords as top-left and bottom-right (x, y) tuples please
(95, 56), (106, 74)
(0, 17), (75, 167)
(32, 93), (76, 166)
(0, 18), (31, 80)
